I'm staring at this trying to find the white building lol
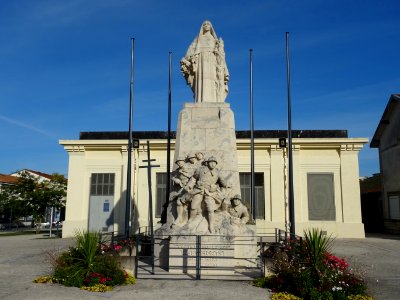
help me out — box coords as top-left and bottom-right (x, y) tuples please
(60, 130), (367, 238)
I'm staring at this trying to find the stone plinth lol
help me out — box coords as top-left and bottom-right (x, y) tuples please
(119, 247), (136, 275)
(169, 235), (235, 276)
(233, 234), (258, 268)
(174, 102), (240, 196)
(154, 232), (258, 276)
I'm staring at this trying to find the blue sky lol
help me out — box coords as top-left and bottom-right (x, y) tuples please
(0, 0), (399, 177)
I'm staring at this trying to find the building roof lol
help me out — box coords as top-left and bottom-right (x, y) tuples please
(80, 130), (348, 140)
(24, 169), (53, 180)
(11, 169), (53, 180)
(0, 174), (18, 184)
(371, 94), (400, 148)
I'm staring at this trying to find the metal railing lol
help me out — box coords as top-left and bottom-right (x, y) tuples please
(134, 232), (276, 280)
(98, 227), (302, 280)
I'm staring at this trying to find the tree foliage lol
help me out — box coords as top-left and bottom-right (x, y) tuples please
(0, 171), (67, 223)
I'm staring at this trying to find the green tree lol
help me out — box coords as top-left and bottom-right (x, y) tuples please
(0, 189), (30, 226)
(6, 171), (67, 226)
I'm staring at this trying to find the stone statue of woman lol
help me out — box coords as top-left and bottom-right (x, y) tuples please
(181, 20), (229, 103)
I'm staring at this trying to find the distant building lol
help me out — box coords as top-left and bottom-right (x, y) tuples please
(371, 94), (400, 234)
(0, 174), (18, 192)
(360, 173), (383, 233)
(10, 169), (53, 183)
(60, 130), (367, 238)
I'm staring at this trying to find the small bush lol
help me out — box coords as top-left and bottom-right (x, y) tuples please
(271, 292), (302, 300)
(255, 228), (371, 300)
(81, 284), (112, 292)
(33, 276), (53, 283)
(347, 295), (374, 300)
(37, 231), (136, 291)
(253, 275), (275, 288)
(124, 272), (136, 285)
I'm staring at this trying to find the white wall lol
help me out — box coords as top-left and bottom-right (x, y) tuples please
(60, 137), (367, 238)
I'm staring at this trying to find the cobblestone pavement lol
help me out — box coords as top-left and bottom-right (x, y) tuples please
(0, 233), (399, 299)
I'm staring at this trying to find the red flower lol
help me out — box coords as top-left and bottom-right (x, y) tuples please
(113, 245), (123, 251)
(100, 277), (107, 284)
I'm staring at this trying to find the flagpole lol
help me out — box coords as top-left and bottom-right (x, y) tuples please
(125, 37), (134, 237)
(162, 51), (172, 224)
(250, 48), (256, 222)
(286, 32), (295, 238)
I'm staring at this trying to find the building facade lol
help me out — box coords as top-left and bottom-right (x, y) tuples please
(371, 94), (400, 234)
(60, 130), (367, 238)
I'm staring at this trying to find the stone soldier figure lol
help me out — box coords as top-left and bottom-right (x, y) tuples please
(170, 156), (194, 226)
(189, 156), (228, 233)
(195, 151), (205, 167)
(228, 194), (250, 226)
(186, 151), (199, 174)
(171, 156), (192, 188)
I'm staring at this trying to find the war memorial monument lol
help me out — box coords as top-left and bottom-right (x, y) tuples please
(154, 20), (257, 276)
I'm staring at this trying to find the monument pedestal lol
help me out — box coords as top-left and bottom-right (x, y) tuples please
(169, 235), (235, 275)
(174, 102), (239, 189)
(154, 233), (257, 276)
(166, 102), (241, 227)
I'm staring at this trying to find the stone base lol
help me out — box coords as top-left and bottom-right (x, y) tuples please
(119, 248), (136, 274)
(233, 234), (258, 268)
(154, 231), (257, 276)
(169, 235), (235, 275)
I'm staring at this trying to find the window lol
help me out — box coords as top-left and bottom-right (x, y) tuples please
(90, 173), (115, 196)
(307, 173), (335, 221)
(239, 173), (265, 219)
(388, 193), (400, 220)
(156, 173), (168, 218)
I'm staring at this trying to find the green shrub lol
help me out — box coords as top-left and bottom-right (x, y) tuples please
(304, 228), (333, 266)
(75, 231), (100, 274)
(47, 231), (133, 290)
(253, 275), (275, 288)
(255, 228), (371, 300)
(33, 276), (53, 283)
(347, 295), (374, 300)
(271, 292), (302, 300)
(124, 272), (136, 285)
(81, 284), (112, 292)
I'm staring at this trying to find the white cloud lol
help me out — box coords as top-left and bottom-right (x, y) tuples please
(0, 114), (56, 139)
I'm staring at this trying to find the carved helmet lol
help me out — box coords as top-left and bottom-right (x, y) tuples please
(186, 151), (197, 159)
(206, 156), (218, 164)
(175, 156), (186, 163)
(231, 194), (242, 201)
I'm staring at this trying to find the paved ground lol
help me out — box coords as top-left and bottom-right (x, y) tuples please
(0, 233), (399, 299)
(332, 234), (400, 300)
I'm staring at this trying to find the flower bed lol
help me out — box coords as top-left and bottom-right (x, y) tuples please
(254, 228), (373, 300)
(34, 231), (136, 292)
